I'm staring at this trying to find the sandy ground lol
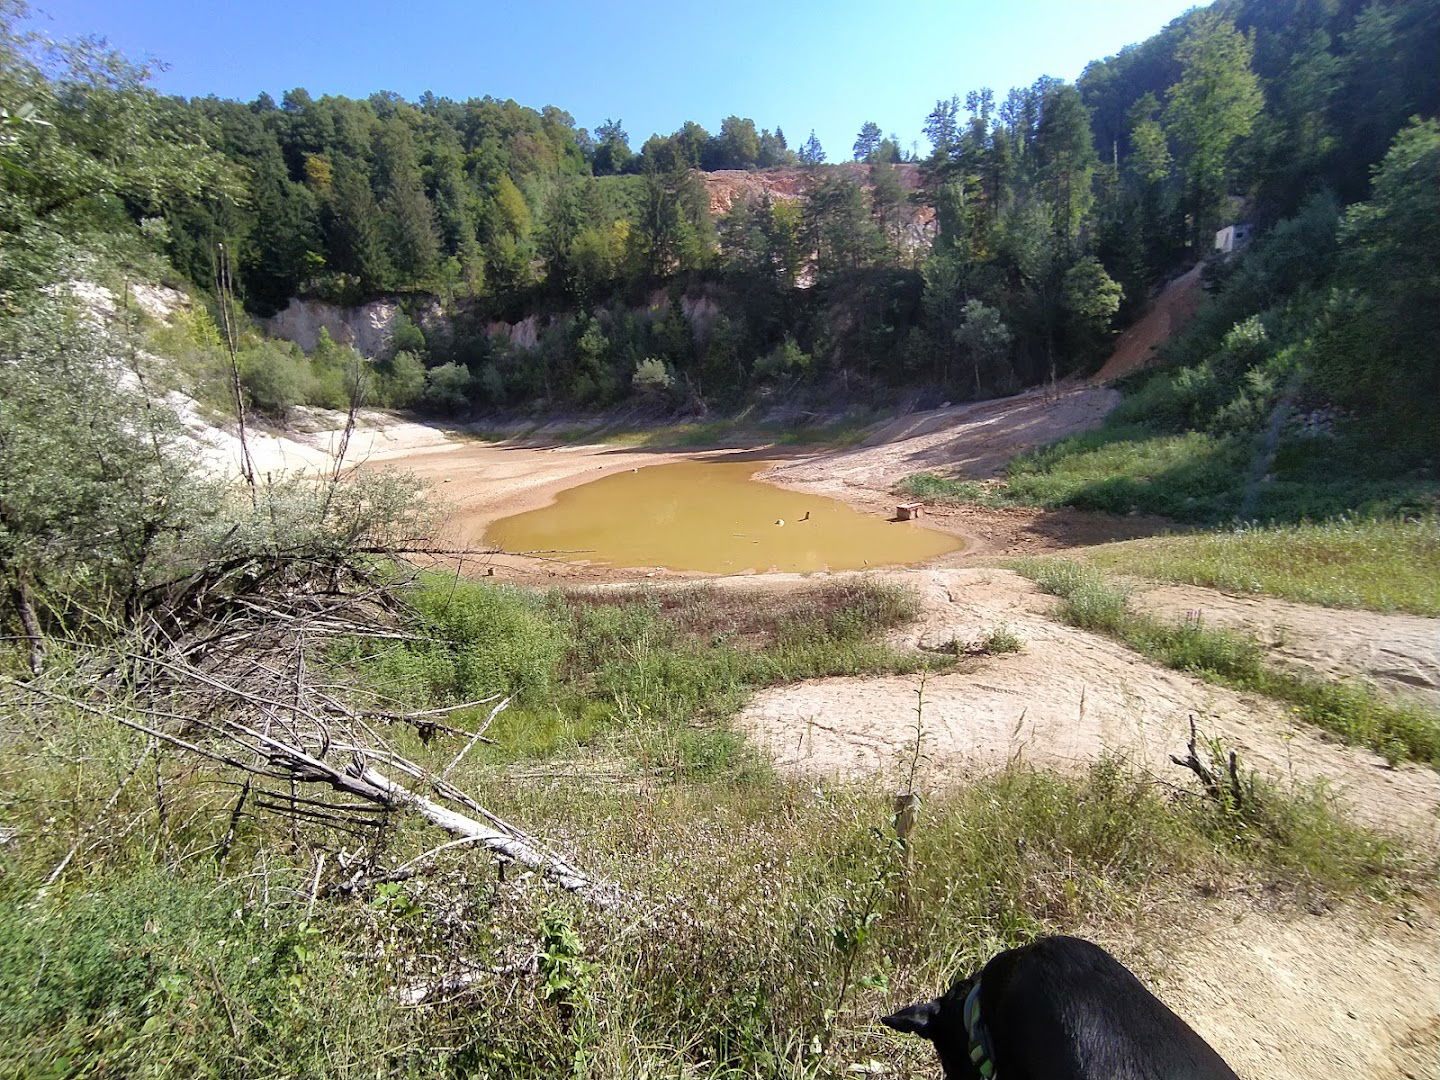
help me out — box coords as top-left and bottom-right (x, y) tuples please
(734, 568), (1440, 844)
(1133, 582), (1440, 709)
(763, 381), (1121, 490)
(1159, 902), (1440, 1080)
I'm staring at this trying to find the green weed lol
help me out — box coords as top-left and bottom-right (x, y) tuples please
(337, 577), (932, 775)
(1084, 517), (1440, 615)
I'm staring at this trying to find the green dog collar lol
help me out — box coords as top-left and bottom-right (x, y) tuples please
(963, 980), (997, 1078)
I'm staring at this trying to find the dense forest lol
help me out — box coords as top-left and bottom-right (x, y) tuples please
(0, 0), (1436, 429)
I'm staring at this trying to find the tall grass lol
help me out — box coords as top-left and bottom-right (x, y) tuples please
(0, 733), (1418, 1079)
(338, 577), (931, 776)
(1013, 558), (1440, 766)
(1084, 517), (1440, 616)
(895, 472), (997, 505)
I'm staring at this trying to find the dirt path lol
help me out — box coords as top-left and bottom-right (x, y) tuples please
(1092, 263), (1206, 383)
(735, 568), (1440, 843)
(1157, 902), (1440, 1080)
(1132, 582), (1440, 708)
(761, 382), (1120, 491)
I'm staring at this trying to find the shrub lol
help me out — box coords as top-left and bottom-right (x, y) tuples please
(422, 362), (473, 414)
(379, 349), (427, 408)
(632, 356), (674, 397)
(238, 340), (312, 417)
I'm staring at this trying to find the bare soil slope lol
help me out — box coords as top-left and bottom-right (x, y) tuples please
(1133, 582), (1440, 708)
(762, 383), (1120, 492)
(1093, 263), (1206, 383)
(735, 568), (1440, 842)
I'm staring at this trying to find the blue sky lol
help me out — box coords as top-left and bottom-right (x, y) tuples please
(27, 0), (1199, 156)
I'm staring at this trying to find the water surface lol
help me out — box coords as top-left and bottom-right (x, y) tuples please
(485, 460), (960, 573)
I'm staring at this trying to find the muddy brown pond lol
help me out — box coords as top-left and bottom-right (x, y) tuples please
(484, 460), (961, 573)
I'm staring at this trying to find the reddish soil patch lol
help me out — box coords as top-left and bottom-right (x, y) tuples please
(1093, 263), (1205, 384)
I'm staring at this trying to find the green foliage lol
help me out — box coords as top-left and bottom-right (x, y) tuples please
(955, 299), (1014, 397)
(995, 111), (1438, 524)
(0, 296), (212, 626)
(378, 349), (427, 408)
(422, 362), (473, 415)
(344, 578), (928, 771)
(1062, 255), (1123, 357)
(238, 339), (312, 415)
(1084, 518), (1440, 616)
(1311, 118), (1440, 428)
(0, 872), (416, 1078)
(895, 472), (993, 505)
(972, 624), (1023, 655)
(631, 356), (673, 397)
(753, 337), (810, 382)
(1163, 10), (1263, 243)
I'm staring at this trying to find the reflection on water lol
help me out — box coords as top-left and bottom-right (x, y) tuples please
(485, 460), (961, 573)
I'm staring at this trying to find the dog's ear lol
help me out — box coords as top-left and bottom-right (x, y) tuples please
(881, 999), (940, 1039)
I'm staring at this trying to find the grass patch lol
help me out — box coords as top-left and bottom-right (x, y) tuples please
(994, 419), (1437, 527)
(947, 624), (1024, 656)
(1013, 558), (1440, 767)
(1084, 517), (1440, 616)
(337, 577), (933, 776)
(895, 471), (998, 505)
(0, 729), (1420, 1079)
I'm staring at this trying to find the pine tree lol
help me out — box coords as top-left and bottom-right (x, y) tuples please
(799, 130), (826, 166)
(852, 121), (883, 162)
(325, 161), (391, 292)
(375, 120), (440, 281)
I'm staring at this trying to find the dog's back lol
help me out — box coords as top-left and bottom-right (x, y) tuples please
(884, 935), (1238, 1080)
(982, 937), (1237, 1079)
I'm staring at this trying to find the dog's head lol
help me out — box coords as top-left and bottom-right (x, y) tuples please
(881, 974), (980, 1079)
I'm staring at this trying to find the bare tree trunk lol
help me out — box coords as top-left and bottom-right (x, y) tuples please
(9, 576), (43, 675)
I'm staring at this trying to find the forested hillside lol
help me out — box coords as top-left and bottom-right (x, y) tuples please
(1, 0), (1436, 429)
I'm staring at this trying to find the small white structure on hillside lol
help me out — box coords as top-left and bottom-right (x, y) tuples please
(1214, 222), (1254, 254)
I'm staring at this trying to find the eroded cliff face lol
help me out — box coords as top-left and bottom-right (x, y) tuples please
(700, 163), (936, 252)
(264, 297), (442, 356)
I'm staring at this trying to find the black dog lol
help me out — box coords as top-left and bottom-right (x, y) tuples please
(882, 936), (1238, 1079)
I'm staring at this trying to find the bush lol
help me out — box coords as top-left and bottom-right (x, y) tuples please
(632, 356), (674, 397)
(422, 362), (473, 414)
(379, 349), (427, 408)
(238, 340), (312, 416)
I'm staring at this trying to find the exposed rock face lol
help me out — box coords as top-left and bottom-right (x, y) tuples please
(264, 297), (441, 357)
(57, 280), (191, 325)
(699, 163), (936, 250)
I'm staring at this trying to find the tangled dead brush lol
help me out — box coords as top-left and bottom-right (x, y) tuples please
(2, 471), (621, 915)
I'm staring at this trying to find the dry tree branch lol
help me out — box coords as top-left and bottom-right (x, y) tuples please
(1170, 715), (1244, 809)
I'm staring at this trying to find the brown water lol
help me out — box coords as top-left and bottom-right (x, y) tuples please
(485, 460), (961, 573)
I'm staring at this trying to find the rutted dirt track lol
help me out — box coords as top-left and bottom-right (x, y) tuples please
(728, 568), (1440, 843)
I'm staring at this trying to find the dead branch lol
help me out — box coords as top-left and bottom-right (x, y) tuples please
(1170, 715), (1244, 809)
